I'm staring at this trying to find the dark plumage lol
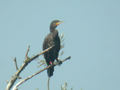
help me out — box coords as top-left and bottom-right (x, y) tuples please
(43, 20), (62, 77)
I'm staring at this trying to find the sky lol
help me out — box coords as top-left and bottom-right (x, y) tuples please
(0, 0), (120, 90)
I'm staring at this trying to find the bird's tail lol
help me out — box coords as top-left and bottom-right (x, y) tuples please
(47, 66), (54, 77)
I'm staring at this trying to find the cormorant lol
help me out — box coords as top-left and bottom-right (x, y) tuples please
(43, 20), (62, 77)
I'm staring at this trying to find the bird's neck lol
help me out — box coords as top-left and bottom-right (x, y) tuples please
(50, 28), (56, 32)
(50, 29), (58, 38)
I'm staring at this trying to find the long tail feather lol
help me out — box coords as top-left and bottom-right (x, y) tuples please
(47, 66), (54, 77)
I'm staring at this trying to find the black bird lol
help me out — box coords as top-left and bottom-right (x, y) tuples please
(43, 20), (62, 77)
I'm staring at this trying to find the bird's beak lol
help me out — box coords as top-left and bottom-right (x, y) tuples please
(56, 21), (63, 26)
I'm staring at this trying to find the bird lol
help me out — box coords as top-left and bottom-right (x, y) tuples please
(43, 20), (62, 77)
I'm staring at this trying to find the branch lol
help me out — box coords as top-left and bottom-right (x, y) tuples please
(12, 56), (71, 90)
(47, 77), (50, 90)
(6, 46), (54, 90)
(13, 58), (18, 70)
(25, 45), (30, 59)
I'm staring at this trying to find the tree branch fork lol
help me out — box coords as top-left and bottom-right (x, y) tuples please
(6, 45), (71, 90)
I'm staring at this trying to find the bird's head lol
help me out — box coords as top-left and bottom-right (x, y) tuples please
(50, 20), (63, 32)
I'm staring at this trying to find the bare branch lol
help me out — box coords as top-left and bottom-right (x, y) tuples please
(6, 46), (54, 90)
(47, 77), (50, 90)
(12, 56), (71, 90)
(13, 58), (18, 70)
(25, 45), (30, 59)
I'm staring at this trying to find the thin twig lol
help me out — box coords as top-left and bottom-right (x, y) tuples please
(13, 58), (18, 70)
(47, 77), (50, 90)
(13, 58), (21, 79)
(25, 45), (30, 59)
(12, 56), (71, 90)
(6, 46), (54, 90)
(38, 63), (45, 67)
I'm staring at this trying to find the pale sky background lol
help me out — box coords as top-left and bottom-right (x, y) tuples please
(0, 0), (120, 90)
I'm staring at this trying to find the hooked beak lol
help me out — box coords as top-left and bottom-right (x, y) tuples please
(56, 21), (63, 26)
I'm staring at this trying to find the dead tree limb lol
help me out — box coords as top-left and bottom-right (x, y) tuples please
(6, 46), (53, 90)
(47, 77), (50, 90)
(13, 58), (18, 71)
(12, 56), (71, 90)
(25, 45), (30, 59)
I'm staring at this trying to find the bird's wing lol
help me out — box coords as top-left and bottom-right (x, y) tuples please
(43, 34), (54, 50)
(56, 36), (60, 52)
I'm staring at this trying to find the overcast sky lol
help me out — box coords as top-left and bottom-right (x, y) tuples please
(0, 0), (120, 90)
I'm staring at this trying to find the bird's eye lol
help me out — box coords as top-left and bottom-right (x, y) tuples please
(54, 22), (57, 26)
